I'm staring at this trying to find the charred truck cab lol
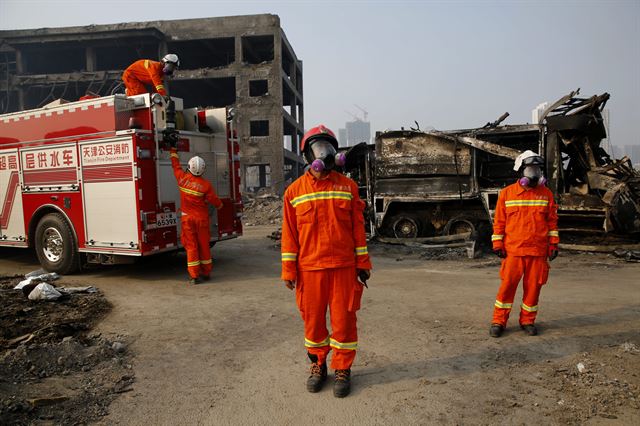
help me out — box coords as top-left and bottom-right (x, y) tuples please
(0, 93), (243, 273)
(344, 91), (639, 247)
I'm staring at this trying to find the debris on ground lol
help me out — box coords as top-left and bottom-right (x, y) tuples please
(545, 347), (640, 423)
(368, 239), (486, 261)
(267, 229), (282, 241)
(27, 283), (63, 301)
(0, 275), (133, 425)
(241, 191), (282, 227)
(15, 271), (60, 290)
(612, 249), (640, 263)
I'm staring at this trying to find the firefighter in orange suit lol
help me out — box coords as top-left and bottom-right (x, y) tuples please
(490, 150), (559, 338)
(170, 147), (223, 284)
(281, 125), (372, 398)
(122, 54), (180, 96)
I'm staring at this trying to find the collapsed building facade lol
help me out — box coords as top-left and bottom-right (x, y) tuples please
(345, 90), (640, 248)
(0, 14), (304, 194)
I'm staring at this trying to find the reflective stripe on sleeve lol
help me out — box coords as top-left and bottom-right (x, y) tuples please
(521, 303), (538, 312)
(491, 234), (504, 241)
(355, 246), (368, 256)
(144, 59), (150, 69)
(494, 300), (513, 309)
(170, 153), (179, 159)
(156, 84), (165, 90)
(305, 336), (330, 348)
(281, 253), (297, 262)
(290, 191), (353, 207)
(548, 230), (559, 237)
(329, 338), (357, 350)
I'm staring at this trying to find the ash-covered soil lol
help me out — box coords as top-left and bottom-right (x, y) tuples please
(0, 276), (133, 425)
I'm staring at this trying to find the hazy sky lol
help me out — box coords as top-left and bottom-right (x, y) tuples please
(1, 0), (639, 145)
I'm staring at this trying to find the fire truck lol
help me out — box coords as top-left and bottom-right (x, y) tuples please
(0, 93), (243, 273)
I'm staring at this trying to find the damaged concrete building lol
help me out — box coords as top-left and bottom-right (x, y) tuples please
(0, 14), (304, 194)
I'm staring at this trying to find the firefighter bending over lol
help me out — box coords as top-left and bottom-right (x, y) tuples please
(490, 150), (559, 338)
(281, 125), (372, 398)
(122, 54), (180, 96)
(170, 147), (223, 285)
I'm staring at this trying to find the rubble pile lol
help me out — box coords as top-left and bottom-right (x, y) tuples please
(0, 274), (133, 425)
(242, 192), (283, 226)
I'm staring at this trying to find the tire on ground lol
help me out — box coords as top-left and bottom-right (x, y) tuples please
(34, 213), (79, 274)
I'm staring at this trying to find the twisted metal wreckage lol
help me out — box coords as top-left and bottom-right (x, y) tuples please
(343, 90), (640, 256)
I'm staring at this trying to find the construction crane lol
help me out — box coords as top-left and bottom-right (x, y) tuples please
(345, 110), (361, 122)
(353, 104), (368, 121)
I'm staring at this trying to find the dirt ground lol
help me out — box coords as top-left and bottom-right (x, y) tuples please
(0, 225), (639, 425)
(0, 276), (134, 425)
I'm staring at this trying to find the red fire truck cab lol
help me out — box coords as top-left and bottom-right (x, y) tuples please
(0, 93), (243, 273)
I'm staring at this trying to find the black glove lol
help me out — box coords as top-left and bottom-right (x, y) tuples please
(163, 129), (179, 148)
(548, 245), (559, 261)
(357, 269), (370, 288)
(493, 248), (506, 258)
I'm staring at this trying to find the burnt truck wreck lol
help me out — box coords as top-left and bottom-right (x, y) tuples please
(344, 90), (640, 250)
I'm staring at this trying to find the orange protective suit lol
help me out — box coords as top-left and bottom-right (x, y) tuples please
(281, 170), (372, 370)
(491, 181), (559, 326)
(122, 59), (167, 96)
(171, 149), (223, 279)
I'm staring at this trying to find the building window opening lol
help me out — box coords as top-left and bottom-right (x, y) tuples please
(250, 120), (270, 137)
(245, 164), (271, 191)
(249, 79), (268, 96)
(242, 35), (274, 64)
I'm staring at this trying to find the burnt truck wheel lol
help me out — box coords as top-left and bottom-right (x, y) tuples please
(443, 216), (477, 237)
(34, 213), (79, 274)
(391, 215), (421, 239)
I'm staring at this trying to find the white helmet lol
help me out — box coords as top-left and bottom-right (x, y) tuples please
(513, 150), (544, 171)
(162, 54), (180, 67)
(188, 156), (206, 176)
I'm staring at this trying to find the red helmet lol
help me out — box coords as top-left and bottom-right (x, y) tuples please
(300, 125), (338, 154)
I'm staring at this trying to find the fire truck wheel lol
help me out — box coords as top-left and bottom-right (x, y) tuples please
(34, 213), (79, 274)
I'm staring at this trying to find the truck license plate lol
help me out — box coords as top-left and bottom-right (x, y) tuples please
(156, 212), (177, 228)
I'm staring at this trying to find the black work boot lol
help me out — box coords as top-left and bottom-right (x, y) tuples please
(188, 277), (201, 285)
(306, 358), (327, 393)
(489, 324), (504, 338)
(521, 324), (538, 336)
(333, 369), (351, 398)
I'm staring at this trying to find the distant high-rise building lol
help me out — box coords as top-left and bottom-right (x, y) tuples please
(338, 128), (347, 147)
(345, 119), (371, 147)
(531, 102), (549, 124)
(629, 145), (640, 167)
(601, 109), (612, 156)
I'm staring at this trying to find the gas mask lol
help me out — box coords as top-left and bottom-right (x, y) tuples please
(163, 63), (176, 76)
(308, 140), (346, 173)
(519, 165), (547, 187)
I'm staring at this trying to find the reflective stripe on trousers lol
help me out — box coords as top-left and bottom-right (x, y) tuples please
(492, 255), (548, 326)
(296, 266), (363, 370)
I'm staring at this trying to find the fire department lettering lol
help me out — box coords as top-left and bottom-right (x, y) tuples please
(82, 141), (133, 165)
